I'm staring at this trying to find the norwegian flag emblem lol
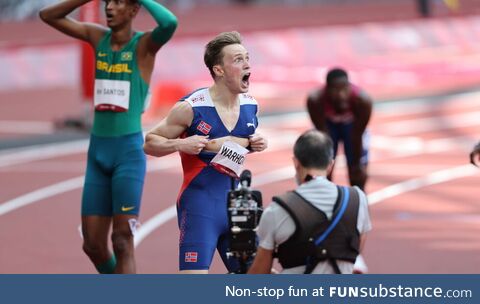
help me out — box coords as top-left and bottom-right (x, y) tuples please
(185, 252), (198, 263)
(197, 121), (212, 135)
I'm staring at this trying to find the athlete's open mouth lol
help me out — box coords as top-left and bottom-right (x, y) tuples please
(242, 73), (251, 86)
(106, 13), (114, 21)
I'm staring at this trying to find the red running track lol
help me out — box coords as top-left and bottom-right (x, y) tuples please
(0, 89), (479, 274)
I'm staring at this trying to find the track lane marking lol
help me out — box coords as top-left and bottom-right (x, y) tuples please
(133, 164), (478, 247)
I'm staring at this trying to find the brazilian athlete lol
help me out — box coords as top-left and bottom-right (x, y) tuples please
(144, 31), (268, 274)
(39, 0), (177, 273)
(307, 68), (372, 191)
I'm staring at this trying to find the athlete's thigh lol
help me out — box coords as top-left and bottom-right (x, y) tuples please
(81, 215), (111, 245)
(177, 186), (225, 270)
(82, 150), (113, 216)
(326, 120), (340, 157)
(111, 176), (144, 216)
(177, 166), (233, 270)
(343, 124), (369, 166)
(177, 206), (218, 270)
(111, 150), (146, 216)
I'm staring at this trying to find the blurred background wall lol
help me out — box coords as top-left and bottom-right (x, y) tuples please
(1, 0), (480, 118)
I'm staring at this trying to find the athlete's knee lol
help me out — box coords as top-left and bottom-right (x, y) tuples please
(111, 229), (134, 256)
(82, 239), (108, 259)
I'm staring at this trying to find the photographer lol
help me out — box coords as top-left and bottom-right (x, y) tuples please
(248, 130), (371, 274)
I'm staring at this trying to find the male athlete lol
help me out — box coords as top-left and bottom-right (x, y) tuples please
(144, 31), (268, 273)
(307, 68), (372, 191)
(39, 0), (177, 273)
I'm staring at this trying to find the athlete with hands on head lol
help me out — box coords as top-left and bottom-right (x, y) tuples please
(39, 0), (177, 274)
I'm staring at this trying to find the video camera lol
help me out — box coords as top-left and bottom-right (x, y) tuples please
(226, 170), (263, 274)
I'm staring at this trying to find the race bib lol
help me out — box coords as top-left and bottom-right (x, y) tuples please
(210, 141), (249, 178)
(94, 79), (130, 112)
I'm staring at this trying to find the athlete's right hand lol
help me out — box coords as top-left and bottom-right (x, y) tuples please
(177, 135), (209, 154)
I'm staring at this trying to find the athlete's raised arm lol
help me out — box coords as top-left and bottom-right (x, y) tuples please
(137, 0), (177, 55)
(136, 0), (177, 83)
(39, 0), (106, 47)
(144, 102), (209, 157)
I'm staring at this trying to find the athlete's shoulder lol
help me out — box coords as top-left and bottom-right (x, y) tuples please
(307, 88), (325, 102)
(167, 101), (194, 126)
(180, 88), (213, 107)
(350, 84), (372, 108)
(133, 30), (145, 40)
(239, 93), (258, 106)
(307, 88), (325, 109)
(97, 29), (112, 44)
(349, 84), (366, 98)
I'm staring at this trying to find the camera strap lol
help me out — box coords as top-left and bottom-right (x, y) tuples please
(304, 186), (350, 274)
(314, 186), (350, 246)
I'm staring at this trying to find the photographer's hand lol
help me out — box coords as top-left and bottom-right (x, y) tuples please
(249, 133), (268, 152)
(247, 247), (273, 274)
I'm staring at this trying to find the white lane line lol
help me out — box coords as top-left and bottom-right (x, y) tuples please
(370, 163), (455, 177)
(0, 90), (477, 170)
(0, 120), (54, 134)
(1, 125), (475, 247)
(134, 206), (176, 247)
(0, 139), (294, 218)
(0, 118), (298, 170)
(1, 138), (477, 246)
(371, 135), (476, 156)
(133, 164), (479, 247)
(0, 154), (180, 216)
(0, 139), (293, 218)
(381, 111), (480, 136)
(133, 166), (294, 247)
(374, 91), (480, 117)
(0, 125), (295, 170)
(1, 102), (477, 244)
(0, 160), (86, 172)
(0, 176), (84, 216)
(368, 164), (478, 205)
(0, 139), (88, 169)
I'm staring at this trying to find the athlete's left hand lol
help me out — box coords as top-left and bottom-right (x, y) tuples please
(249, 133), (268, 152)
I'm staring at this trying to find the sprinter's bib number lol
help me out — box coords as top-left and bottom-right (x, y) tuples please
(210, 141), (249, 178)
(94, 79), (130, 112)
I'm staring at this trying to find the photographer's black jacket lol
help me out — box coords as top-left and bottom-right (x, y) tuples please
(273, 187), (360, 272)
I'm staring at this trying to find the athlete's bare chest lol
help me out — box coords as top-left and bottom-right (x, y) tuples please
(216, 106), (240, 132)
